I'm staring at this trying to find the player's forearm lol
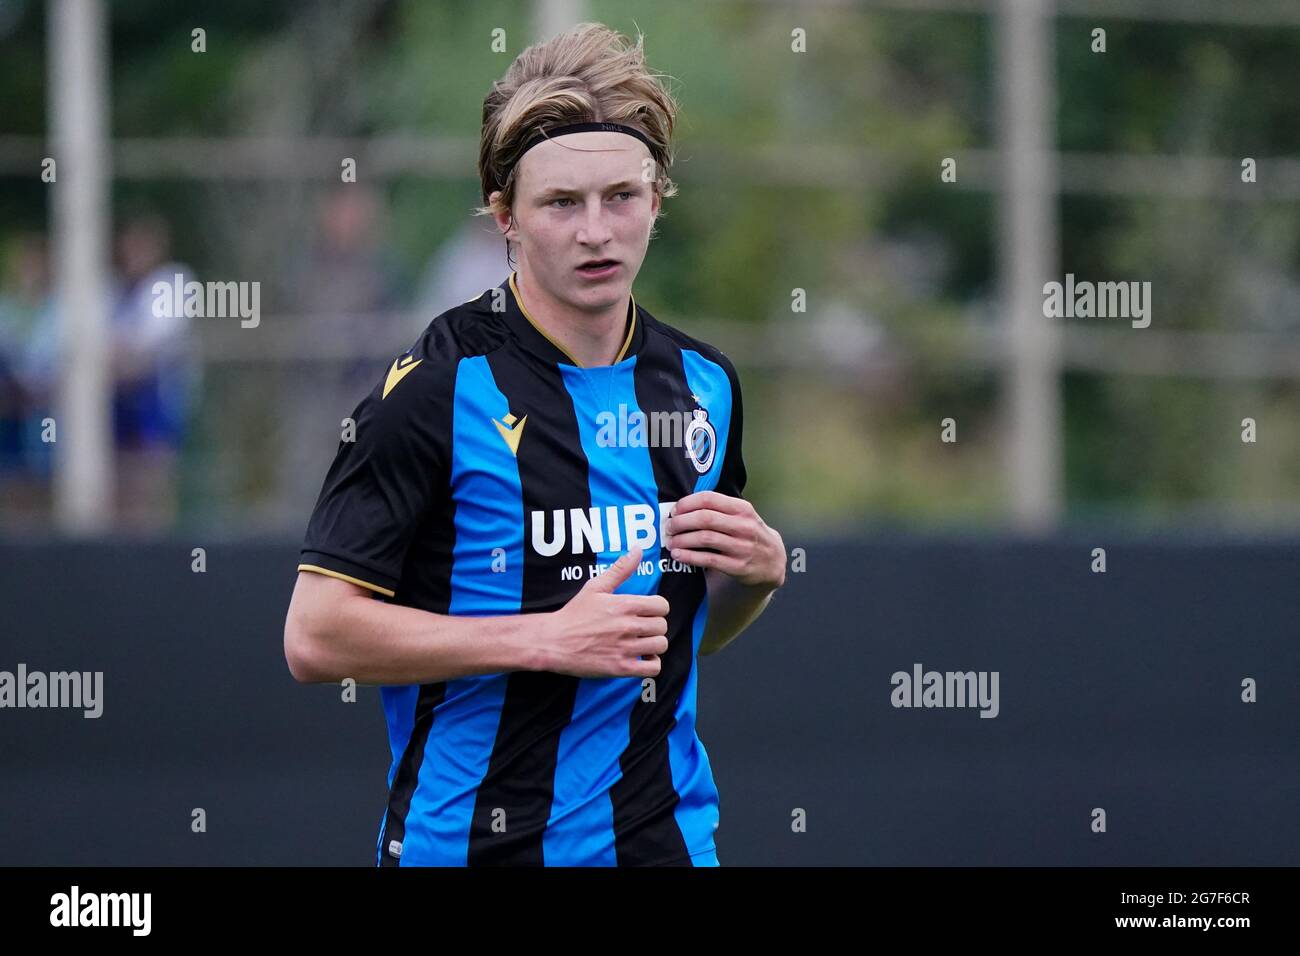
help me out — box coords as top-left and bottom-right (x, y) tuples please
(288, 590), (546, 685)
(698, 568), (777, 656)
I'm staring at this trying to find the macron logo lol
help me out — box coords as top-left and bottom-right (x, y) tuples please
(382, 354), (421, 399)
(492, 412), (527, 456)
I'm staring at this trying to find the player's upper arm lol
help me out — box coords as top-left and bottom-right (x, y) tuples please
(284, 569), (374, 682)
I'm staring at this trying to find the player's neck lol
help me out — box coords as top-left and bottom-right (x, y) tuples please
(514, 267), (630, 368)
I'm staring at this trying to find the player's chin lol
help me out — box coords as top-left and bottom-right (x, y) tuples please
(568, 272), (632, 306)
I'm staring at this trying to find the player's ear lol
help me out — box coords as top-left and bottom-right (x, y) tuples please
(647, 188), (661, 240)
(488, 190), (515, 239)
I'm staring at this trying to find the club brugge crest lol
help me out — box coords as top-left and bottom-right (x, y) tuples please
(685, 408), (716, 474)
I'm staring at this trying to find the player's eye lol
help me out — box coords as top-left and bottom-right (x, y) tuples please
(612, 191), (633, 201)
(550, 197), (575, 208)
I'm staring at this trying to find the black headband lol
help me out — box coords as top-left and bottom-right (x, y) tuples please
(502, 122), (656, 185)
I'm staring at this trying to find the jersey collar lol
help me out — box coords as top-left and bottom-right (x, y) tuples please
(498, 271), (643, 368)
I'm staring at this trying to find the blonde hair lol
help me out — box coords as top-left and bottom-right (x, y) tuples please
(475, 22), (680, 241)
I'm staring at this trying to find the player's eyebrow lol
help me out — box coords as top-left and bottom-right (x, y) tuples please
(536, 181), (643, 201)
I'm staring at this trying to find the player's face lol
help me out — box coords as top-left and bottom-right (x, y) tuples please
(497, 130), (661, 313)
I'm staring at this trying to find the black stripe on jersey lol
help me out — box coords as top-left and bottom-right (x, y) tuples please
(466, 348), (591, 866)
(610, 327), (708, 865)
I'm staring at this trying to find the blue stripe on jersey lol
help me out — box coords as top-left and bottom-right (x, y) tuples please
(546, 358), (663, 865)
(376, 683), (419, 861)
(400, 354), (520, 865)
(447, 355), (526, 614)
(381, 686), (420, 790)
(669, 349), (736, 852)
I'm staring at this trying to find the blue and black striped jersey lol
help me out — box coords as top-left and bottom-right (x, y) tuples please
(297, 271), (745, 866)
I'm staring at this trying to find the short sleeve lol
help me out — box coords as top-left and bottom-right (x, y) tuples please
(298, 359), (447, 597)
(714, 351), (747, 499)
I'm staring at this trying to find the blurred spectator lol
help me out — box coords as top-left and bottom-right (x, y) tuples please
(108, 213), (200, 532)
(282, 185), (404, 517)
(290, 184), (405, 375)
(0, 234), (54, 528)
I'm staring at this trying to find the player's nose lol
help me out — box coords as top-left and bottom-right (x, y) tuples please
(576, 206), (615, 244)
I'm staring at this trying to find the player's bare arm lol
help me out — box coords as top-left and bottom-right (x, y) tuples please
(284, 547), (669, 685)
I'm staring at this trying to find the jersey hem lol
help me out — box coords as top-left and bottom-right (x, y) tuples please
(374, 843), (719, 868)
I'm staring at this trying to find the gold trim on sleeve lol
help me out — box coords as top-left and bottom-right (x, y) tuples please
(297, 564), (396, 597)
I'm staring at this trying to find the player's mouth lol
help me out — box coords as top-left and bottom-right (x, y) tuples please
(576, 259), (620, 280)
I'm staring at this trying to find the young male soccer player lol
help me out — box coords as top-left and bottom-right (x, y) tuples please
(283, 22), (786, 866)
